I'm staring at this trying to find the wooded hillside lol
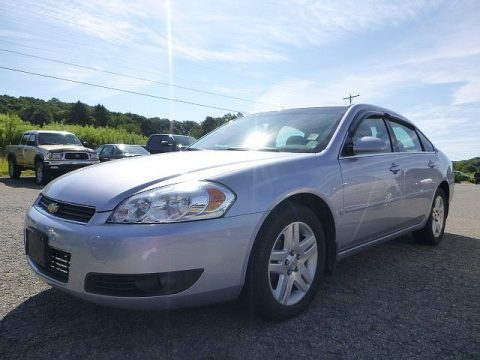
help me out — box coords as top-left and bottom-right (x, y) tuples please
(0, 94), (241, 140)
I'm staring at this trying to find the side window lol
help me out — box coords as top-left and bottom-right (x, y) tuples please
(389, 121), (422, 152)
(21, 134), (29, 145)
(347, 117), (392, 154)
(27, 134), (36, 146)
(101, 145), (114, 156)
(417, 131), (435, 152)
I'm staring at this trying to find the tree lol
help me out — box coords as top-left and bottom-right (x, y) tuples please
(20, 105), (52, 126)
(182, 121), (202, 138)
(93, 104), (111, 127)
(201, 116), (217, 136)
(69, 101), (91, 126)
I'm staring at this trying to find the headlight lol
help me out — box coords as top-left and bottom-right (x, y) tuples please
(47, 152), (63, 160)
(108, 181), (236, 224)
(90, 153), (99, 160)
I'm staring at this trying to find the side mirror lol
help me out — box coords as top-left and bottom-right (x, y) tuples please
(353, 136), (388, 155)
(82, 141), (88, 147)
(161, 140), (173, 146)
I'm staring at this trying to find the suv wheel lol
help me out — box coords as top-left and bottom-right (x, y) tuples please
(35, 161), (49, 185)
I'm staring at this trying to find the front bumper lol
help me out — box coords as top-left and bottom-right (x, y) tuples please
(25, 205), (263, 309)
(44, 160), (99, 173)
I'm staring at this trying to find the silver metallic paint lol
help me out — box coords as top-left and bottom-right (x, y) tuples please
(25, 104), (454, 309)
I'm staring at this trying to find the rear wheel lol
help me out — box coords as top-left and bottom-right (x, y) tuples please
(35, 161), (49, 185)
(8, 158), (21, 179)
(413, 188), (447, 245)
(243, 205), (326, 320)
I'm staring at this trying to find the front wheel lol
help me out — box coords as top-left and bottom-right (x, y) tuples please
(413, 188), (447, 245)
(35, 161), (49, 185)
(243, 205), (326, 320)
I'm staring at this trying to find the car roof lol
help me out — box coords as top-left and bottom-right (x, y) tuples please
(246, 104), (412, 125)
(25, 130), (75, 135)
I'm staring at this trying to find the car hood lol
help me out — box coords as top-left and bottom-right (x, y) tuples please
(42, 150), (300, 211)
(39, 145), (95, 153)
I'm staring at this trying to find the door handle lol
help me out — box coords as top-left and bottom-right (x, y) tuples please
(428, 160), (436, 168)
(390, 163), (400, 174)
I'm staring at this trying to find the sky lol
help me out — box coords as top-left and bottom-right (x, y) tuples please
(0, 0), (479, 160)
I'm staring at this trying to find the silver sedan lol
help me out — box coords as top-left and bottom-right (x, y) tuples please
(24, 104), (454, 319)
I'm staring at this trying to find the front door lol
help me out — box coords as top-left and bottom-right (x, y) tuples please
(338, 116), (405, 250)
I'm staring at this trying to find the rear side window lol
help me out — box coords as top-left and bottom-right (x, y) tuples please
(389, 121), (422, 152)
(417, 131), (435, 152)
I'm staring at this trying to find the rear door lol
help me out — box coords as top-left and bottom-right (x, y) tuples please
(339, 115), (405, 249)
(387, 120), (441, 227)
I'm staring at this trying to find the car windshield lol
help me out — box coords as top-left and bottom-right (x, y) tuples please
(38, 132), (82, 146)
(173, 135), (196, 146)
(190, 107), (347, 153)
(118, 145), (149, 155)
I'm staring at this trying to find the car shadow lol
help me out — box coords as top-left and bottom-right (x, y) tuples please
(1, 232), (479, 359)
(0, 176), (43, 190)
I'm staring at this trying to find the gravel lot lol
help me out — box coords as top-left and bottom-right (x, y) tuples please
(0, 178), (479, 359)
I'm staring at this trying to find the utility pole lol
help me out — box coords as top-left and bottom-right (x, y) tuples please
(343, 93), (360, 104)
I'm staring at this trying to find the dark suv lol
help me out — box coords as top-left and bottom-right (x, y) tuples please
(474, 172), (480, 185)
(145, 134), (196, 154)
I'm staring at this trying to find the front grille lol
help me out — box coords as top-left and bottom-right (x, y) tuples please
(65, 152), (89, 160)
(38, 195), (95, 223)
(85, 269), (204, 297)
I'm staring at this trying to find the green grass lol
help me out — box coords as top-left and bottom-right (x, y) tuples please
(0, 157), (7, 176)
(0, 157), (34, 177)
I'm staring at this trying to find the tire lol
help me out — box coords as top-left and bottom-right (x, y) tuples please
(35, 161), (49, 185)
(413, 188), (447, 245)
(8, 158), (21, 179)
(242, 204), (326, 320)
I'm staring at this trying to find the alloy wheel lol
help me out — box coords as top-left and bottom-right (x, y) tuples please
(268, 221), (318, 306)
(431, 195), (445, 237)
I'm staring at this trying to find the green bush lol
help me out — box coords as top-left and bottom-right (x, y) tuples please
(0, 113), (33, 151)
(0, 113), (147, 154)
(41, 123), (147, 149)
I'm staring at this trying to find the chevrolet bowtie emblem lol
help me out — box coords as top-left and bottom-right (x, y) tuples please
(47, 202), (60, 214)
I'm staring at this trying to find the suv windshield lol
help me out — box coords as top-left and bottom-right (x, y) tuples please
(190, 107), (347, 153)
(38, 132), (82, 146)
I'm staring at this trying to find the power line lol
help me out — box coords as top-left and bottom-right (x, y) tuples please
(0, 65), (250, 114)
(0, 48), (283, 109)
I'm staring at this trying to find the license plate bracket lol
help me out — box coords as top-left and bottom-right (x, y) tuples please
(26, 228), (48, 268)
